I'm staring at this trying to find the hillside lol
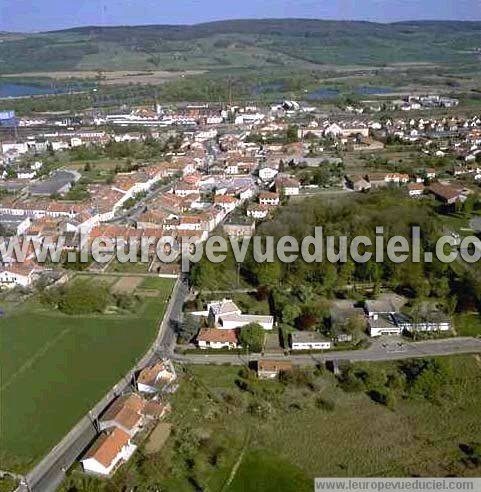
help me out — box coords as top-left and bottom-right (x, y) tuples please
(2, 19), (481, 74)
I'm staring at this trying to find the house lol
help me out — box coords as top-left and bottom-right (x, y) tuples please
(428, 183), (465, 205)
(366, 173), (389, 189)
(247, 204), (270, 220)
(275, 176), (300, 196)
(197, 328), (239, 350)
(258, 192), (280, 207)
(369, 311), (451, 337)
(392, 312), (451, 333)
(80, 428), (137, 476)
(346, 175), (371, 192)
(223, 218), (256, 238)
(213, 195), (238, 213)
(407, 182), (425, 197)
(425, 168), (436, 179)
(99, 393), (145, 436)
(259, 166), (279, 181)
(257, 359), (293, 380)
(136, 360), (176, 394)
(0, 261), (44, 288)
(290, 331), (332, 351)
(368, 314), (402, 337)
(207, 299), (274, 330)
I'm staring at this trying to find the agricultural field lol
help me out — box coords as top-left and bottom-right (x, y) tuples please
(1, 70), (204, 85)
(0, 276), (175, 472)
(62, 355), (481, 491)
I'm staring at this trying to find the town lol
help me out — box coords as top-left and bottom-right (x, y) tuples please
(2, 13), (481, 492)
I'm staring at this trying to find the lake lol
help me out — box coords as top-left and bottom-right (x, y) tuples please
(0, 83), (88, 99)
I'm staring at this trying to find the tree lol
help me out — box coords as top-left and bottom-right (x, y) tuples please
(282, 303), (301, 325)
(178, 314), (200, 343)
(286, 125), (299, 143)
(296, 312), (318, 331)
(255, 261), (282, 287)
(238, 323), (265, 353)
(56, 279), (111, 315)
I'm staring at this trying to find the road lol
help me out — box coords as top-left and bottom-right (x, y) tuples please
(17, 275), (188, 492)
(172, 336), (481, 366)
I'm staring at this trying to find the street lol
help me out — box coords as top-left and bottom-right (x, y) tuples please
(172, 336), (481, 366)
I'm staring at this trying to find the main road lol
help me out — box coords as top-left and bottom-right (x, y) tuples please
(172, 336), (481, 366)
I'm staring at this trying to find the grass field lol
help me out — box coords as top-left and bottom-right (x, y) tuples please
(138, 277), (177, 292)
(65, 355), (481, 491)
(455, 313), (481, 337)
(0, 279), (174, 472)
(107, 259), (151, 274)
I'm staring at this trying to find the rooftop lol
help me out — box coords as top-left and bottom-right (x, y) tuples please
(83, 428), (130, 468)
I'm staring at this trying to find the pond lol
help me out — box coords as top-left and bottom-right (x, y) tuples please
(355, 86), (394, 95)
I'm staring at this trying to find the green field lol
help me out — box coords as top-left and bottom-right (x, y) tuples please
(0, 280), (174, 472)
(107, 259), (151, 274)
(138, 276), (177, 292)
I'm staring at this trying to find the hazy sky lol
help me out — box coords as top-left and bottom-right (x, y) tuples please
(1, 0), (480, 32)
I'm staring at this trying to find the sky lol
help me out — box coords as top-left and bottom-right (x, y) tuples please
(0, 0), (480, 32)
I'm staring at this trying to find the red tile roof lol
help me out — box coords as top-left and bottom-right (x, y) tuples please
(83, 428), (130, 468)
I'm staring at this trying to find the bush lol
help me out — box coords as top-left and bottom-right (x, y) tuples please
(316, 397), (335, 411)
(115, 293), (140, 311)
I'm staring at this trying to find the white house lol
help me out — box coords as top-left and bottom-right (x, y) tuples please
(407, 183), (424, 197)
(259, 192), (280, 206)
(259, 166), (279, 181)
(81, 428), (137, 476)
(17, 171), (36, 180)
(207, 299), (274, 330)
(0, 262), (42, 289)
(290, 331), (332, 351)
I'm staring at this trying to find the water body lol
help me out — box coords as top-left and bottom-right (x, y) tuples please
(306, 87), (341, 100)
(0, 83), (89, 98)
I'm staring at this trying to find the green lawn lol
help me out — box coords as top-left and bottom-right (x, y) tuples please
(138, 276), (177, 294)
(455, 313), (481, 337)
(0, 287), (174, 472)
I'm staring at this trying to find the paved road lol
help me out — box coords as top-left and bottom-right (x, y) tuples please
(17, 276), (188, 492)
(172, 337), (481, 366)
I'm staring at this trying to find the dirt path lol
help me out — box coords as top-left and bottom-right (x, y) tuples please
(221, 431), (251, 492)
